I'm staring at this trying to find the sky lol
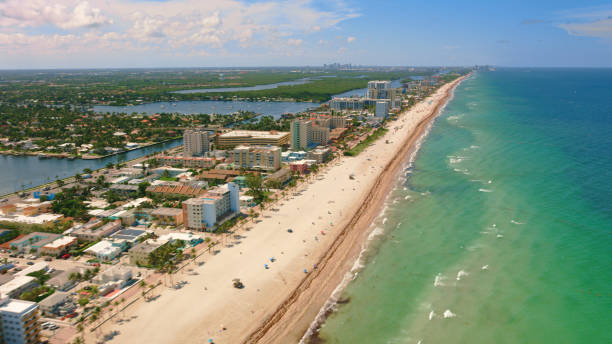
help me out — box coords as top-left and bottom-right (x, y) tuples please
(1, 0), (612, 68)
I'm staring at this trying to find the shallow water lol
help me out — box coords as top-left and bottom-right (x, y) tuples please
(316, 69), (612, 343)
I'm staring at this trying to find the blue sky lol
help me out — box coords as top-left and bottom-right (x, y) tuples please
(1, 0), (612, 68)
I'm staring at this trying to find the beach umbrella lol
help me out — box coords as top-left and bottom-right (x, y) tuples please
(303, 269), (308, 273)
(208, 339), (213, 343)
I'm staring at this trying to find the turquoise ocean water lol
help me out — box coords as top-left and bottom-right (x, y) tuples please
(316, 69), (612, 343)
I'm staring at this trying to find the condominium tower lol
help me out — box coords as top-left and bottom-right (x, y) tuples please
(291, 119), (312, 150)
(183, 129), (209, 157)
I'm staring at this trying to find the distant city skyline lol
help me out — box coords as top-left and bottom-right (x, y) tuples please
(2, 0), (612, 69)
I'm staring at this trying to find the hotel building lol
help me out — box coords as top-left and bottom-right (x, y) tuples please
(183, 183), (240, 231)
(217, 130), (290, 149)
(233, 145), (281, 171)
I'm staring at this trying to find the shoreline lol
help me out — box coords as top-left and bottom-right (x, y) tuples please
(245, 74), (469, 343)
(85, 75), (469, 344)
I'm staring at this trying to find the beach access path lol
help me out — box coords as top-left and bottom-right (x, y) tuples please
(87, 76), (467, 344)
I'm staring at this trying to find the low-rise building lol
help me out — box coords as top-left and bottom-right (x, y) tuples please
(233, 145), (281, 171)
(72, 220), (122, 242)
(307, 147), (332, 163)
(265, 168), (292, 187)
(40, 236), (78, 256)
(47, 268), (81, 292)
(0, 276), (37, 299)
(145, 185), (206, 198)
(84, 239), (128, 261)
(151, 208), (183, 226)
(129, 240), (166, 266)
(155, 156), (222, 168)
(37, 291), (71, 316)
(110, 229), (149, 247)
(0, 295), (41, 344)
(9, 232), (61, 254)
(109, 184), (139, 196)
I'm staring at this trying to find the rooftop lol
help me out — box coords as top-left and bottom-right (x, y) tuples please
(0, 297), (37, 314)
(151, 207), (183, 217)
(220, 130), (289, 139)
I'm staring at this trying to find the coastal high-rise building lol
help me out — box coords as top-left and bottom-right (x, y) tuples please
(375, 101), (390, 118)
(183, 129), (209, 157)
(291, 120), (312, 150)
(367, 80), (391, 99)
(182, 183), (240, 231)
(233, 145), (281, 171)
(311, 126), (330, 145)
(0, 295), (41, 344)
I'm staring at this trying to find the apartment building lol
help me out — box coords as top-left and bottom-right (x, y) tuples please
(291, 120), (312, 150)
(182, 183), (240, 231)
(233, 145), (281, 171)
(183, 129), (210, 157)
(0, 296), (40, 344)
(311, 126), (330, 146)
(217, 130), (290, 149)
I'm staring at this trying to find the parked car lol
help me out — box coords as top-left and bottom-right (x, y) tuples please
(44, 257), (52, 262)
(61, 253), (70, 259)
(18, 255), (24, 258)
(26, 262), (34, 265)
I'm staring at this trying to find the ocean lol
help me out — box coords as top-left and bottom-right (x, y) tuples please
(315, 69), (612, 343)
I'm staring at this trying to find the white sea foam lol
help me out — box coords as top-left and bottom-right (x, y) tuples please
(434, 273), (446, 287)
(497, 234), (504, 238)
(382, 218), (388, 225)
(443, 310), (456, 318)
(429, 310), (436, 320)
(449, 158), (463, 164)
(478, 188), (493, 192)
(456, 270), (469, 281)
(404, 195), (411, 200)
(511, 220), (525, 225)
(470, 145), (480, 149)
(487, 180), (492, 184)
(481, 265), (489, 270)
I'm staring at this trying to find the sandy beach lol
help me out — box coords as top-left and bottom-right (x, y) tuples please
(87, 75), (468, 344)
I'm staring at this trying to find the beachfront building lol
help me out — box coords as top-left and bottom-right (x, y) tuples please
(182, 183), (240, 231)
(84, 240), (128, 261)
(217, 130), (290, 149)
(151, 207), (184, 226)
(0, 295), (41, 344)
(311, 126), (330, 146)
(291, 120), (312, 150)
(233, 145), (281, 171)
(145, 185), (206, 198)
(39, 236), (78, 257)
(183, 129), (210, 157)
(376, 100), (390, 118)
(307, 147), (332, 163)
(129, 240), (166, 266)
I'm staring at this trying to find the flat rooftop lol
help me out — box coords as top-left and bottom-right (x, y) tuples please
(0, 298), (37, 314)
(220, 130), (289, 139)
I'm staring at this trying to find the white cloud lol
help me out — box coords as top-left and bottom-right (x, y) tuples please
(558, 18), (612, 38)
(0, 0), (112, 29)
(0, 0), (361, 66)
(347, 36), (356, 43)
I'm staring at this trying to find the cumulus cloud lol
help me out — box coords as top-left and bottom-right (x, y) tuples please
(347, 36), (356, 43)
(0, 0), (360, 60)
(0, 0), (112, 29)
